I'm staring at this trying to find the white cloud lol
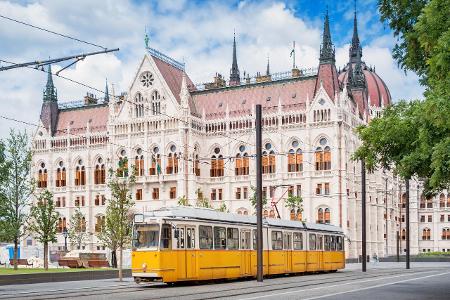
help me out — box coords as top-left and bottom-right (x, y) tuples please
(0, 0), (423, 139)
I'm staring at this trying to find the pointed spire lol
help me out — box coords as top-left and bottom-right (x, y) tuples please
(180, 72), (190, 110)
(43, 64), (57, 102)
(349, 2), (362, 64)
(104, 78), (110, 103)
(266, 56), (270, 76)
(229, 30), (240, 86)
(319, 8), (335, 64)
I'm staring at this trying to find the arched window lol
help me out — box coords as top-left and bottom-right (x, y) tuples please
(193, 153), (200, 176)
(117, 150), (128, 177)
(422, 228), (431, 240)
(447, 194), (450, 208)
(135, 93), (144, 118)
(401, 229), (406, 240)
(81, 217), (86, 232)
(74, 160), (86, 186)
(151, 90), (161, 115)
(95, 215), (106, 233)
(442, 228), (450, 240)
(288, 140), (303, 172)
(401, 193), (407, 208)
(166, 145), (179, 174)
(315, 138), (331, 170)
(290, 209), (303, 221)
(94, 157), (106, 184)
(324, 208), (331, 224)
(269, 210), (276, 218)
(135, 148), (144, 176)
(420, 195), (426, 208)
(263, 210), (269, 218)
(262, 143), (275, 174)
(37, 162), (48, 188)
(317, 208), (324, 224)
(210, 147), (224, 177)
(55, 161), (66, 187)
(149, 146), (161, 175)
(426, 196), (433, 208)
(235, 145), (249, 175)
(57, 217), (63, 233)
(440, 194), (445, 208)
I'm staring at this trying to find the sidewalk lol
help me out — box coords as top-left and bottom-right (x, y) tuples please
(345, 261), (450, 270)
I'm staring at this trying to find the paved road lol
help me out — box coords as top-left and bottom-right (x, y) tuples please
(1, 263), (450, 300)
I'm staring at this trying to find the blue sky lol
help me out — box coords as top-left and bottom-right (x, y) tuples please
(0, 0), (424, 138)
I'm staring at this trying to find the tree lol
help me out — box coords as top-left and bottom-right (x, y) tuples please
(249, 186), (268, 210)
(177, 195), (190, 206)
(217, 203), (228, 213)
(68, 207), (88, 250)
(0, 130), (33, 270)
(105, 157), (135, 281)
(195, 188), (211, 208)
(285, 194), (303, 221)
(354, 0), (450, 193)
(28, 190), (59, 270)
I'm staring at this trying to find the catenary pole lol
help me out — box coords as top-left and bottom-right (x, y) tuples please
(406, 178), (410, 269)
(256, 104), (263, 282)
(361, 159), (367, 272)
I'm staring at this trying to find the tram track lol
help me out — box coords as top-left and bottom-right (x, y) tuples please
(1, 268), (439, 300)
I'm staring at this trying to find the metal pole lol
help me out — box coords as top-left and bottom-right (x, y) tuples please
(385, 177), (388, 256)
(405, 179), (410, 269)
(256, 104), (263, 282)
(396, 231), (400, 262)
(361, 159), (367, 272)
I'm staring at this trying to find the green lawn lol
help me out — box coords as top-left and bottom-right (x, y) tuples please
(0, 268), (113, 275)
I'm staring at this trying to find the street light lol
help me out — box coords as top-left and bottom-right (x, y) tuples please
(62, 228), (68, 252)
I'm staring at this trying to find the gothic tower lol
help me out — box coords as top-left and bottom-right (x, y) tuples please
(229, 32), (241, 86)
(40, 64), (59, 135)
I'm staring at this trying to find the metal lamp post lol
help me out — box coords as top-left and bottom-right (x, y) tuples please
(62, 228), (68, 252)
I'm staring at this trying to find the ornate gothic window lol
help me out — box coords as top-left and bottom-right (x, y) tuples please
(151, 90), (161, 115)
(315, 138), (331, 171)
(262, 143), (275, 174)
(290, 209), (302, 221)
(210, 147), (224, 177)
(288, 140), (303, 172)
(94, 157), (105, 185)
(135, 148), (144, 176)
(134, 92), (144, 118)
(442, 228), (450, 240)
(440, 193), (445, 208)
(166, 145), (179, 175)
(193, 145), (200, 176)
(235, 145), (249, 176)
(117, 150), (128, 177)
(37, 162), (48, 188)
(149, 146), (162, 175)
(140, 71), (154, 88)
(55, 161), (66, 187)
(74, 160), (86, 186)
(422, 228), (431, 240)
(317, 207), (331, 224)
(95, 215), (106, 233)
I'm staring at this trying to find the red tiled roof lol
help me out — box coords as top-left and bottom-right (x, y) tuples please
(55, 105), (108, 136)
(314, 64), (340, 100)
(152, 56), (198, 114)
(338, 63), (391, 108)
(192, 78), (316, 120)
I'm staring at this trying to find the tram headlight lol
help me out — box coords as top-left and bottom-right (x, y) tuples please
(142, 263), (147, 272)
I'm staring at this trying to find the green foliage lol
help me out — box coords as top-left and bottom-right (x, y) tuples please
(177, 195), (190, 206)
(284, 194), (303, 220)
(0, 130), (33, 242)
(28, 190), (59, 244)
(195, 188), (211, 208)
(417, 251), (450, 257)
(217, 203), (228, 213)
(249, 186), (268, 209)
(68, 208), (88, 250)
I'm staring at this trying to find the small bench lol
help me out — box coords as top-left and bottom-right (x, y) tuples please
(87, 260), (110, 268)
(9, 259), (32, 267)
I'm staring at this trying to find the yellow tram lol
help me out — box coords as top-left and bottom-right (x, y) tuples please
(131, 207), (345, 283)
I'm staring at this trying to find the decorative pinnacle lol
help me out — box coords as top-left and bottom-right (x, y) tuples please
(43, 64), (57, 102)
(319, 8), (335, 64)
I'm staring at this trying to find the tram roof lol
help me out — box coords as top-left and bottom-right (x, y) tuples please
(137, 206), (343, 234)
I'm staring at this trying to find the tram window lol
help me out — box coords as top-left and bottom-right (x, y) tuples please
(271, 231), (283, 250)
(133, 224), (159, 249)
(283, 233), (292, 250)
(241, 230), (251, 250)
(336, 236), (343, 251)
(199, 225), (213, 249)
(330, 236), (336, 251)
(177, 228), (185, 249)
(324, 235), (330, 251)
(253, 229), (257, 250)
(187, 228), (195, 249)
(309, 233), (316, 250)
(227, 228), (239, 250)
(161, 224), (172, 249)
(214, 227), (226, 249)
(316, 235), (323, 250)
(293, 232), (303, 250)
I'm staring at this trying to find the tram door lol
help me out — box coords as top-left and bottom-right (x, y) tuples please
(176, 226), (197, 279)
(240, 230), (252, 275)
(283, 232), (293, 272)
